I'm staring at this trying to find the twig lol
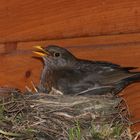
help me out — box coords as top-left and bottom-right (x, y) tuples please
(133, 131), (140, 140)
(12, 106), (25, 120)
(31, 81), (38, 92)
(131, 120), (140, 125)
(0, 130), (21, 137)
(29, 120), (46, 127)
(25, 86), (32, 92)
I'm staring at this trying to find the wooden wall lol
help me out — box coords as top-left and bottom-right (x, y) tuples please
(0, 0), (140, 135)
(0, 0), (140, 43)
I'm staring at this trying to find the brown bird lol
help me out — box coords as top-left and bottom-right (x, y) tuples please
(34, 45), (140, 95)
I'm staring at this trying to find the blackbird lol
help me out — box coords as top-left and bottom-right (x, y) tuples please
(34, 45), (140, 95)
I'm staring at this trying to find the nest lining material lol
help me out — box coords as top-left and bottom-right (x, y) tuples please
(0, 90), (135, 140)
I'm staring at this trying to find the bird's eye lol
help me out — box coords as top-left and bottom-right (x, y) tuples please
(54, 52), (60, 57)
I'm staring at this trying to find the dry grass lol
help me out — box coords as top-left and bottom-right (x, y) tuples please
(0, 91), (138, 140)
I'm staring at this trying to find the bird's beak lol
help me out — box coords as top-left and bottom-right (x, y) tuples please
(33, 46), (49, 57)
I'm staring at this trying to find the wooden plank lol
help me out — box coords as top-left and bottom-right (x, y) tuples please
(4, 42), (17, 53)
(18, 32), (140, 50)
(0, 0), (140, 43)
(122, 84), (140, 133)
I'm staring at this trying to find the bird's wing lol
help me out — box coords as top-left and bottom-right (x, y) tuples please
(76, 60), (138, 85)
(52, 61), (138, 94)
(52, 68), (113, 94)
(78, 59), (138, 70)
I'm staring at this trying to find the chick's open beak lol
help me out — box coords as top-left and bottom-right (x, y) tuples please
(33, 46), (49, 57)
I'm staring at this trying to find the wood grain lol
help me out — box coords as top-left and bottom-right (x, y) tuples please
(0, 0), (140, 43)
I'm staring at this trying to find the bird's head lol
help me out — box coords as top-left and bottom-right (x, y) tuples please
(33, 45), (77, 68)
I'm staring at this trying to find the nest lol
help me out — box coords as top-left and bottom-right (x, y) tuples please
(0, 89), (135, 140)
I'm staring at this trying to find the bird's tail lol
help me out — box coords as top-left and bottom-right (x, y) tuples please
(113, 72), (140, 95)
(124, 72), (140, 84)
